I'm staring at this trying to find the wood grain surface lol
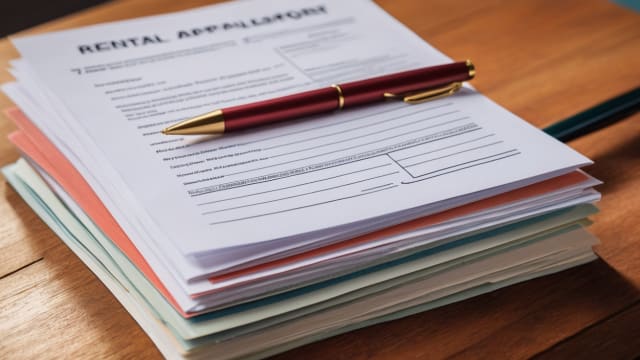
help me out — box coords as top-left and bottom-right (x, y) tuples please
(1, 0), (639, 359)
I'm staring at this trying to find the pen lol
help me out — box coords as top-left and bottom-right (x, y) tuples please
(544, 86), (640, 142)
(162, 60), (475, 135)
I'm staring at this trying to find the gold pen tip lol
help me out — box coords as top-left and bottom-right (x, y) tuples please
(161, 110), (225, 135)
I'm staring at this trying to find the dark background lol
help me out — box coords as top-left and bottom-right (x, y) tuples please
(0, 0), (110, 37)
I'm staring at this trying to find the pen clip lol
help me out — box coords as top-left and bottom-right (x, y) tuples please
(383, 81), (463, 104)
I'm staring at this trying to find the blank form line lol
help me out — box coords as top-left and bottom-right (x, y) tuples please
(190, 155), (397, 196)
(274, 47), (314, 82)
(395, 133), (497, 162)
(402, 152), (522, 183)
(404, 140), (504, 168)
(244, 17), (356, 43)
(226, 120), (474, 177)
(417, 149), (518, 177)
(305, 54), (405, 78)
(367, 183), (398, 192)
(209, 185), (398, 225)
(263, 108), (459, 151)
(196, 163), (393, 206)
(385, 153), (412, 177)
(202, 171), (399, 214)
(361, 182), (394, 192)
(269, 113), (465, 159)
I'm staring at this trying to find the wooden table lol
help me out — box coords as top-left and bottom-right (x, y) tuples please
(1, 0), (639, 358)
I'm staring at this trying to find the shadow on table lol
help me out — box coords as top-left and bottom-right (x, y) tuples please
(577, 115), (640, 195)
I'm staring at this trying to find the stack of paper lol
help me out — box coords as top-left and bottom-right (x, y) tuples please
(1, 0), (601, 358)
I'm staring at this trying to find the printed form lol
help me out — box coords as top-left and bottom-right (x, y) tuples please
(8, 0), (590, 262)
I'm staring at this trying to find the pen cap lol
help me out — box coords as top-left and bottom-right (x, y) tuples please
(339, 60), (474, 107)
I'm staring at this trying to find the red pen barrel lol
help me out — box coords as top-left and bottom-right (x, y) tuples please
(340, 61), (473, 107)
(219, 60), (473, 133)
(223, 87), (339, 132)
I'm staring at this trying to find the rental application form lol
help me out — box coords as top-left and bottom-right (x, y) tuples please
(7, 0), (590, 260)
